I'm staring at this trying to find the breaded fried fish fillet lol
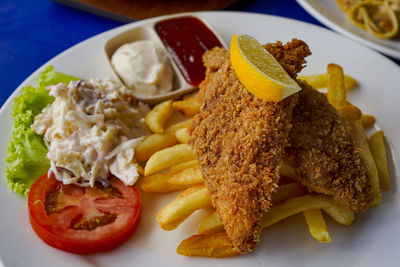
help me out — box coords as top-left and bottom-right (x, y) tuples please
(284, 82), (373, 211)
(189, 39), (311, 253)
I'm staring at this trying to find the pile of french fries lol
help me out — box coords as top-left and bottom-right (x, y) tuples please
(135, 64), (389, 258)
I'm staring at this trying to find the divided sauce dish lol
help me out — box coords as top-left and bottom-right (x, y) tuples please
(104, 13), (227, 105)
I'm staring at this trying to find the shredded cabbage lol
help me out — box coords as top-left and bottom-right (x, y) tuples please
(5, 66), (78, 196)
(32, 79), (149, 187)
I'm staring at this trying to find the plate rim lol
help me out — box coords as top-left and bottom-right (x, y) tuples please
(1, 10), (400, 267)
(2, 10), (400, 117)
(296, 0), (400, 60)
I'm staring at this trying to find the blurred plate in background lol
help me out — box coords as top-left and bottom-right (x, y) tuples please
(297, 0), (400, 60)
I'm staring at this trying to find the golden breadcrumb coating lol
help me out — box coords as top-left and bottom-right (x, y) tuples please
(263, 39), (312, 79)
(189, 39), (310, 252)
(285, 82), (373, 211)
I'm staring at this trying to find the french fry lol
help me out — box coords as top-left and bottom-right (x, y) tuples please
(135, 132), (178, 162)
(327, 64), (347, 108)
(140, 62), (389, 258)
(198, 194), (353, 238)
(198, 183), (306, 234)
(182, 91), (199, 100)
(172, 97), (202, 117)
(337, 105), (362, 121)
(167, 165), (204, 186)
(140, 172), (187, 193)
(145, 100), (174, 133)
(261, 195), (346, 228)
(271, 183), (306, 203)
(322, 201), (355, 226)
(341, 74), (359, 91)
(303, 209), (331, 243)
(170, 159), (199, 173)
(159, 214), (194, 231)
(349, 120), (382, 206)
(177, 233), (241, 258)
(299, 74), (357, 90)
(368, 131), (389, 190)
(141, 161), (203, 193)
(144, 144), (196, 176)
(198, 211), (224, 234)
(165, 119), (193, 133)
(280, 161), (297, 179)
(157, 185), (212, 230)
(361, 114), (376, 128)
(135, 120), (192, 162)
(175, 127), (189, 144)
(327, 65), (381, 205)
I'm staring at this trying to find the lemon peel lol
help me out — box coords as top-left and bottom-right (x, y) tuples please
(230, 34), (301, 102)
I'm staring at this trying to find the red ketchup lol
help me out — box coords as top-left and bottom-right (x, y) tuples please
(155, 16), (223, 87)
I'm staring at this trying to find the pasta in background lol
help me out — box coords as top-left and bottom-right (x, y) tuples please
(336, 0), (400, 39)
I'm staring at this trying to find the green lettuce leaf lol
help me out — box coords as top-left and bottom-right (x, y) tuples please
(5, 66), (79, 196)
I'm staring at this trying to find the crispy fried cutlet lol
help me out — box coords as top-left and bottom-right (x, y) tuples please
(196, 39), (311, 103)
(263, 39), (312, 80)
(284, 82), (373, 211)
(189, 39), (311, 253)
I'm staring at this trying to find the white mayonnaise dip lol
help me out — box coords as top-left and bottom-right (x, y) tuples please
(32, 79), (150, 187)
(111, 40), (173, 97)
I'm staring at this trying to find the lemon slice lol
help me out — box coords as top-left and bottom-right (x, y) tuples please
(230, 34), (301, 102)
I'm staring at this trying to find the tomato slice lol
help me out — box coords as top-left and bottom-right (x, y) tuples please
(28, 173), (141, 254)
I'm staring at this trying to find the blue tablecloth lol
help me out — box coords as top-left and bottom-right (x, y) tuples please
(0, 0), (397, 107)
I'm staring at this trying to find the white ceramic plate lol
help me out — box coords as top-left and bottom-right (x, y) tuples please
(0, 11), (399, 267)
(297, 0), (400, 60)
